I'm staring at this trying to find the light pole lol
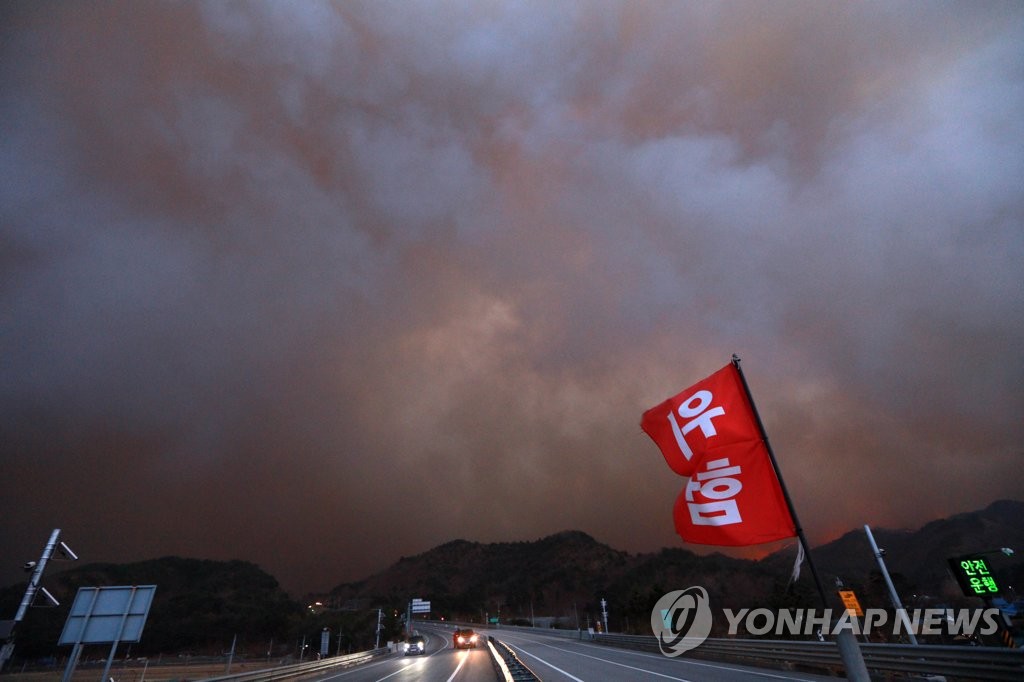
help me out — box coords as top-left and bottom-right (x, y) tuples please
(864, 525), (918, 645)
(0, 529), (78, 671)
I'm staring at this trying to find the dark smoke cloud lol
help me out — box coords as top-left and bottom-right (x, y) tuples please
(3, 1), (1022, 594)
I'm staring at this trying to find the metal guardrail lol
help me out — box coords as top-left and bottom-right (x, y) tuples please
(592, 633), (1024, 681)
(487, 636), (541, 682)
(197, 648), (389, 682)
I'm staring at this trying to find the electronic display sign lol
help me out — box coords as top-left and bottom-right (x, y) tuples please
(948, 555), (1002, 597)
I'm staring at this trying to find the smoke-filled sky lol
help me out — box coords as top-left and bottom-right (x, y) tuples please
(3, 1), (1023, 596)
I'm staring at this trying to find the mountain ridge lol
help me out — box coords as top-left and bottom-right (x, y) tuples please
(3, 500), (1021, 658)
(325, 499), (1024, 627)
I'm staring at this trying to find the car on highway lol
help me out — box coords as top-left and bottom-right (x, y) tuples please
(453, 628), (479, 649)
(405, 635), (426, 655)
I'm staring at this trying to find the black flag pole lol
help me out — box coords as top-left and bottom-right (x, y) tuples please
(730, 354), (830, 608)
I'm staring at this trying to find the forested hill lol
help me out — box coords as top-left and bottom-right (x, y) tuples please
(0, 557), (301, 658)
(3, 500), (1022, 658)
(326, 500), (1024, 626)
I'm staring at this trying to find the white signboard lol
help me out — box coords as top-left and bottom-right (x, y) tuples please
(58, 586), (156, 645)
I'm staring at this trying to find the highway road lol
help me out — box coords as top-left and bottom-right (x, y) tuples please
(304, 626), (498, 682)
(491, 628), (840, 681)
(301, 625), (843, 681)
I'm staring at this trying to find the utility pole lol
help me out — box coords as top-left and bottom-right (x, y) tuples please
(864, 525), (918, 645)
(1, 529), (77, 671)
(225, 634), (237, 673)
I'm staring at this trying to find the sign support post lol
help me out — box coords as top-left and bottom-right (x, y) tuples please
(58, 585), (156, 682)
(732, 356), (870, 681)
(60, 588), (99, 682)
(99, 587), (138, 682)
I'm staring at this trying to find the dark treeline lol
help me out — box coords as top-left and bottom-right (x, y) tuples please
(0, 557), (402, 663)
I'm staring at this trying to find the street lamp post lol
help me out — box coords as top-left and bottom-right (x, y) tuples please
(0, 529), (78, 671)
(864, 524), (919, 646)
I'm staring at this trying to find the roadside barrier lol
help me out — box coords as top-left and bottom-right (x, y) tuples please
(436, 621), (1024, 681)
(593, 632), (1024, 681)
(197, 648), (388, 681)
(487, 636), (542, 682)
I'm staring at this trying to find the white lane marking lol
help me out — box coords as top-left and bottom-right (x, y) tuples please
(501, 642), (587, 682)
(487, 640), (515, 682)
(507, 638), (692, 679)
(501, 634), (825, 681)
(506, 640), (693, 681)
(317, 656), (399, 680)
(322, 629), (444, 681)
(371, 662), (413, 681)
(445, 650), (470, 682)
(568, 640), (821, 680)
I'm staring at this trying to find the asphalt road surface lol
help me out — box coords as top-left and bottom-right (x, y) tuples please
(491, 628), (841, 681)
(302, 625), (844, 681)
(303, 626), (498, 682)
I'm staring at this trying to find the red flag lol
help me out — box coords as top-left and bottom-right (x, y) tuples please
(641, 363), (796, 546)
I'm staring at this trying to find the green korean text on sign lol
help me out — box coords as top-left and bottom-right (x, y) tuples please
(948, 555), (1002, 597)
